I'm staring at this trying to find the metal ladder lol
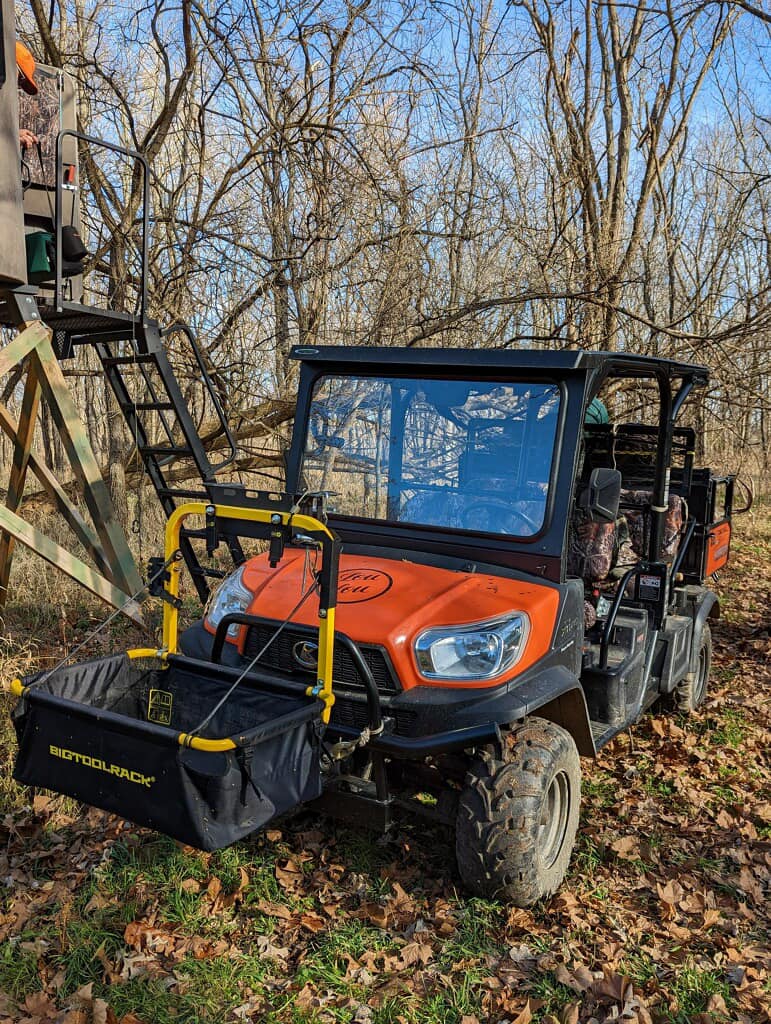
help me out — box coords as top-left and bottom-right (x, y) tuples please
(20, 129), (247, 600)
(35, 303), (245, 600)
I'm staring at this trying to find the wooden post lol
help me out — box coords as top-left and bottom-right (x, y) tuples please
(0, 321), (144, 621)
(0, 355), (41, 601)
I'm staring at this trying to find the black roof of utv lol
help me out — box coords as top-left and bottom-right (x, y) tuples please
(289, 344), (709, 383)
(286, 345), (709, 582)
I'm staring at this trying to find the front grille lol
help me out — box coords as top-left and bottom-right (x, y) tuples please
(331, 698), (416, 736)
(243, 620), (401, 694)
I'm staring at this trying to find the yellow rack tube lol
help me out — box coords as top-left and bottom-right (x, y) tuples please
(162, 502), (338, 732)
(5, 504), (338, 755)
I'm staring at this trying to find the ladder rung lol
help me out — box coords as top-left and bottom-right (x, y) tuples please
(102, 354), (157, 367)
(190, 567), (228, 579)
(157, 487), (210, 500)
(180, 527), (208, 540)
(139, 445), (191, 457)
(133, 402), (175, 411)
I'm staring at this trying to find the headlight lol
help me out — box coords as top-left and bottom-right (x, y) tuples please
(205, 566), (252, 637)
(414, 614), (529, 681)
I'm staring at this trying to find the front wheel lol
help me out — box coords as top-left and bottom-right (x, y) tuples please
(674, 622), (712, 713)
(456, 718), (581, 907)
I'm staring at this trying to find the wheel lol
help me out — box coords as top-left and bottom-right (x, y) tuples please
(456, 718), (581, 907)
(675, 622), (711, 713)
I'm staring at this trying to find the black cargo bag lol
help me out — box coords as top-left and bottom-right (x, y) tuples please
(11, 654), (324, 850)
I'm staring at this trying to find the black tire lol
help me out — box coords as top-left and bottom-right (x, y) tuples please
(675, 622), (711, 713)
(455, 718), (581, 907)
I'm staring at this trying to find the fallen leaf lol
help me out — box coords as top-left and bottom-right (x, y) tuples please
(22, 990), (58, 1020)
(352, 901), (389, 928)
(256, 899), (293, 920)
(397, 941), (433, 966)
(93, 999), (117, 1024)
(611, 834), (640, 860)
(511, 1003), (533, 1024)
(299, 912), (327, 933)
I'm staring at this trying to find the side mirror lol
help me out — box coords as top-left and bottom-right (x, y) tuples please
(579, 468), (622, 522)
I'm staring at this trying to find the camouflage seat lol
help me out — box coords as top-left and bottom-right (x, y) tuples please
(616, 491), (685, 566)
(566, 507), (618, 584)
(566, 509), (620, 629)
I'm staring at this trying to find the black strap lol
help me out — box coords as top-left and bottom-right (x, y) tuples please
(236, 747), (264, 806)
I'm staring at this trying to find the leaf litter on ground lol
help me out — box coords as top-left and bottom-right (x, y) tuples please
(0, 516), (769, 1023)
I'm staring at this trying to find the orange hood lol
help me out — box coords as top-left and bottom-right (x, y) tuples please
(216, 551), (560, 690)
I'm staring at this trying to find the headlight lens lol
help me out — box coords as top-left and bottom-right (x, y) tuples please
(205, 566), (252, 637)
(414, 614), (529, 681)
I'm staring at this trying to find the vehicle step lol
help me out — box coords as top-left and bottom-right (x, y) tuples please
(589, 719), (623, 750)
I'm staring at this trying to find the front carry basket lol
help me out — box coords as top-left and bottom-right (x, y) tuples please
(12, 653), (325, 850)
(8, 500), (340, 850)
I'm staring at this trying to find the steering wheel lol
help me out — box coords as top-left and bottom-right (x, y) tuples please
(463, 500), (540, 536)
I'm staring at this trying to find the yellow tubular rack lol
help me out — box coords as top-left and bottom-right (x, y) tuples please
(5, 504), (338, 755)
(127, 648), (168, 662)
(162, 502), (339, 730)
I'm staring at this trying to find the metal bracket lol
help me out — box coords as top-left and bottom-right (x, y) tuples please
(205, 504), (219, 557)
(147, 556), (183, 610)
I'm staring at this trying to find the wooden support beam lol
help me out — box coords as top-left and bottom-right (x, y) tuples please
(0, 504), (142, 624)
(0, 321), (48, 378)
(0, 401), (113, 579)
(0, 356), (41, 603)
(32, 338), (144, 598)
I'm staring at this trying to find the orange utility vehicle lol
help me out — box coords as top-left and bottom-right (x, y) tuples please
(170, 344), (734, 905)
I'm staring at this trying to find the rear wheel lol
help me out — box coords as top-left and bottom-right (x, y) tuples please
(675, 622), (711, 713)
(455, 718), (581, 907)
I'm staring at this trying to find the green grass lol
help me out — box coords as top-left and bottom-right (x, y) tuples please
(329, 829), (393, 886)
(0, 941), (41, 1001)
(409, 974), (486, 1023)
(293, 918), (396, 994)
(572, 833), (603, 873)
(54, 918), (126, 996)
(709, 709), (748, 748)
(582, 773), (618, 808)
(623, 949), (661, 988)
(641, 775), (676, 799)
(662, 963), (734, 1023)
(526, 971), (575, 1019)
(440, 898), (503, 963)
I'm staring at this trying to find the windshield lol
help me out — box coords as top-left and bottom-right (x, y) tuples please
(301, 375), (560, 538)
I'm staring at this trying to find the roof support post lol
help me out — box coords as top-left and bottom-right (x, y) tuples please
(649, 372), (674, 564)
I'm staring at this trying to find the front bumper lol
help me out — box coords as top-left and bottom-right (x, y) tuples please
(180, 620), (591, 754)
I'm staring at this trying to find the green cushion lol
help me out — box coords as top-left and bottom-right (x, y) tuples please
(25, 231), (54, 283)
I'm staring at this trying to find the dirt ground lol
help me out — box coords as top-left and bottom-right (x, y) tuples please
(0, 512), (768, 1024)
